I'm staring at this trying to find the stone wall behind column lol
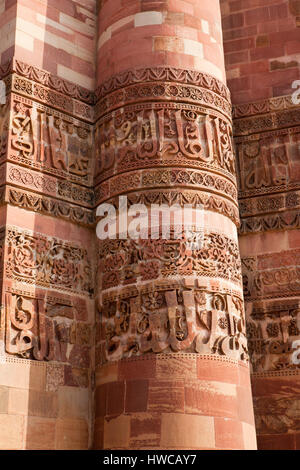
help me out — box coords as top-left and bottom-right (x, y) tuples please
(0, 0), (97, 449)
(222, 0), (300, 450)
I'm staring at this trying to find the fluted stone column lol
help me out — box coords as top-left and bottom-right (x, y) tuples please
(94, 0), (257, 450)
(0, 0), (96, 450)
(221, 0), (300, 450)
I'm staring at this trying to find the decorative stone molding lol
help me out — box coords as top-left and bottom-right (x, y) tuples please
(95, 104), (236, 184)
(5, 186), (95, 227)
(4, 226), (93, 295)
(6, 164), (94, 207)
(12, 75), (93, 122)
(0, 59), (93, 105)
(98, 231), (242, 291)
(95, 66), (231, 103)
(99, 284), (247, 363)
(234, 92), (300, 236)
(239, 191), (300, 218)
(233, 94), (299, 119)
(252, 369), (300, 377)
(95, 189), (239, 226)
(96, 168), (238, 206)
(247, 301), (300, 373)
(7, 96), (94, 185)
(95, 80), (231, 121)
(242, 253), (300, 301)
(239, 211), (300, 235)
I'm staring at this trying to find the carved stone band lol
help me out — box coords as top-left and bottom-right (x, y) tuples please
(99, 281), (246, 363)
(95, 103), (235, 183)
(98, 231), (242, 292)
(96, 168), (238, 205)
(4, 226), (93, 295)
(95, 81), (231, 120)
(95, 190), (240, 226)
(95, 66), (231, 103)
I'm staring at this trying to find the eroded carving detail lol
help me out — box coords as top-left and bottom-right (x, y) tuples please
(247, 302), (300, 372)
(95, 66), (231, 103)
(96, 106), (235, 182)
(5, 227), (93, 294)
(98, 231), (242, 290)
(237, 135), (299, 198)
(6, 187), (94, 226)
(100, 287), (247, 362)
(242, 251), (300, 301)
(8, 97), (93, 185)
(5, 292), (92, 365)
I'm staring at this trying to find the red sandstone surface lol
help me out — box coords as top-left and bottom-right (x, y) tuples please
(0, 0), (298, 450)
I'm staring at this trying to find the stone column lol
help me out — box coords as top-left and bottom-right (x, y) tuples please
(94, 0), (257, 450)
(0, 0), (96, 450)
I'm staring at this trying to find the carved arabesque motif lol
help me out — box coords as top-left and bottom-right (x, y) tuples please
(95, 66), (231, 103)
(96, 81), (231, 120)
(5, 227), (93, 294)
(98, 231), (242, 290)
(6, 187), (95, 226)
